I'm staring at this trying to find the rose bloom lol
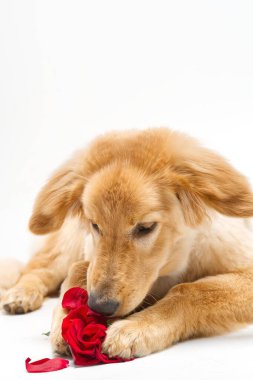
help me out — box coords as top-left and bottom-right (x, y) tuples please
(61, 287), (127, 365)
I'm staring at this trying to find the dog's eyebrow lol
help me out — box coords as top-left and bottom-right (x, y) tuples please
(139, 211), (163, 223)
(83, 207), (94, 220)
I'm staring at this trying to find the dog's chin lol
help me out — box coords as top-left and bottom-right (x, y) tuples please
(110, 298), (145, 319)
(118, 293), (157, 318)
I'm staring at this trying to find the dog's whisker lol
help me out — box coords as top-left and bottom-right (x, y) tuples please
(146, 293), (159, 303)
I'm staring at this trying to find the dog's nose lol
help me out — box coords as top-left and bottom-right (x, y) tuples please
(88, 292), (119, 316)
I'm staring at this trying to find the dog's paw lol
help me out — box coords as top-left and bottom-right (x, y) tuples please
(102, 318), (152, 359)
(50, 327), (70, 356)
(50, 306), (70, 356)
(2, 286), (44, 314)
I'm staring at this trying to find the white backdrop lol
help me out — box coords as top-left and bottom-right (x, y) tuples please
(0, 1), (253, 379)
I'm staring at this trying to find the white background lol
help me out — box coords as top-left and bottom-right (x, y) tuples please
(0, 1), (253, 379)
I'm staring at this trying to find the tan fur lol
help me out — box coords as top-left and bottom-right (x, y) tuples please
(0, 258), (23, 303)
(3, 128), (253, 358)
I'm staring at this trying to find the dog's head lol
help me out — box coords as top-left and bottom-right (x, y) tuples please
(29, 130), (253, 316)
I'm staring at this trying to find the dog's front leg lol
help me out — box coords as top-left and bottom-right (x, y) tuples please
(103, 268), (253, 359)
(50, 260), (89, 354)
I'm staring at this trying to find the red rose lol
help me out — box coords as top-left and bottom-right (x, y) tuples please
(25, 287), (132, 373)
(61, 287), (129, 365)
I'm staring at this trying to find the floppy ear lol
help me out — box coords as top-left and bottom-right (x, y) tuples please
(29, 161), (85, 235)
(172, 149), (253, 226)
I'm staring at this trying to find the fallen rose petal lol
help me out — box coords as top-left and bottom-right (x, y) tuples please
(25, 357), (69, 373)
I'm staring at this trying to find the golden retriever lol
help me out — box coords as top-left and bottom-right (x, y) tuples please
(2, 127), (253, 359)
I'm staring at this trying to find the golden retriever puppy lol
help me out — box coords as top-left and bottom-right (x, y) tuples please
(3, 128), (253, 358)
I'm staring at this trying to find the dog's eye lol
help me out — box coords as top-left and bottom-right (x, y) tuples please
(91, 223), (100, 233)
(133, 222), (157, 237)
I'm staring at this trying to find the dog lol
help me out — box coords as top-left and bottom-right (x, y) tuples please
(2, 127), (253, 359)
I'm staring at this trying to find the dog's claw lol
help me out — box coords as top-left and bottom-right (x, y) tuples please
(15, 306), (25, 314)
(3, 304), (11, 313)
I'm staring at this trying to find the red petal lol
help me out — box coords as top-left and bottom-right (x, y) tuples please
(62, 287), (88, 310)
(25, 357), (69, 373)
(95, 348), (133, 364)
(87, 308), (108, 325)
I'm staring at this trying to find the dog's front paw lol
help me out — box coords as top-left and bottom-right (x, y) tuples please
(50, 306), (70, 356)
(2, 286), (44, 314)
(102, 318), (153, 359)
(50, 326), (70, 356)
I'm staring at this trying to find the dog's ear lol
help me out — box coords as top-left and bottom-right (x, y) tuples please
(29, 160), (85, 235)
(171, 149), (253, 226)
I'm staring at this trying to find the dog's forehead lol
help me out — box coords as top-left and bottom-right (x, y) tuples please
(83, 183), (153, 224)
(82, 164), (161, 223)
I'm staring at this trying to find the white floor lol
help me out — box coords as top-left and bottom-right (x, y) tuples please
(1, 297), (253, 380)
(1, 1), (253, 379)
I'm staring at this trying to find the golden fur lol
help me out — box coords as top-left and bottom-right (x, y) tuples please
(2, 128), (253, 358)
